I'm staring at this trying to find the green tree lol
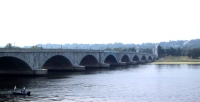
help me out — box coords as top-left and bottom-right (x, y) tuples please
(177, 47), (181, 56)
(122, 48), (128, 51)
(187, 48), (200, 59)
(105, 47), (112, 51)
(31, 45), (41, 49)
(113, 47), (122, 51)
(4, 43), (12, 48)
(143, 48), (153, 53)
(187, 50), (192, 58)
(191, 48), (200, 59)
(157, 45), (165, 57)
(130, 47), (136, 52)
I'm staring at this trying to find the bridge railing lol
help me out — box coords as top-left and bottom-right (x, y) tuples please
(104, 50), (154, 55)
(0, 48), (104, 52)
(0, 48), (155, 55)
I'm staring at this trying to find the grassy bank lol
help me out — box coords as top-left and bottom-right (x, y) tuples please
(150, 56), (200, 64)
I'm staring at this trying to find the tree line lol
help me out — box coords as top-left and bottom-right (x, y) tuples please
(104, 47), (154, 53)
(157, 45), (200, 59)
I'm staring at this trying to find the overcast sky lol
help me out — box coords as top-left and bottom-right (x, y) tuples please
(0, 0), (200, 47)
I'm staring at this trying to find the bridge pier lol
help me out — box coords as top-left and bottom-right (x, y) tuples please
(138, 60), (146, 64)
(126, 61), (138, 65)
(0, 71), (33, 75)
(110, 62), (126, 66)
(146, 60), (152, 63)
(0, 70), (47, 76)
(99, 63), (110, 67)
(82, 63), (110, 69)
(144, 60), (153, 63)
(33, 69), (48, 76)
(73, 65), (85, 71)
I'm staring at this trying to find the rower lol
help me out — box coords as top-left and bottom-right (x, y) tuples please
(22, 86), (26, 93)
(14, 85), (16, 90)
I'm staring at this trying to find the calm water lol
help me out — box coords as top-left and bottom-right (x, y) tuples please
(1, 64), (200, 102)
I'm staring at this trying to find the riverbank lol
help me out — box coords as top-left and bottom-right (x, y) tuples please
(150, 62), (200, 64)
(150, 56), (200, 64)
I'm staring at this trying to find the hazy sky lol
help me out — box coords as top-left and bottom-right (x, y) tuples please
(0, 0), (200, 47)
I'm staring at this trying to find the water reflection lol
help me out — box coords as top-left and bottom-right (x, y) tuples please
(187, 64), (200, 69)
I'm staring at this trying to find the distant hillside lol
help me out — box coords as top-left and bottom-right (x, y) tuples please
(159, 39), (200, 49)
(21, 39), (200, 50)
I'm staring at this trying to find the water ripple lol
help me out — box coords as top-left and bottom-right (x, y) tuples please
(1, 65), (200, 102)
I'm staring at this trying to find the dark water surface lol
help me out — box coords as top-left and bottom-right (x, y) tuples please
(1, 64), (200, 102)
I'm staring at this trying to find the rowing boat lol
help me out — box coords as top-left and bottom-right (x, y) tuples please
(12, 91), (31, 96)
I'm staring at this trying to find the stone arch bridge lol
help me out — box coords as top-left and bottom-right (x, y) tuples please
(0, 49), (156, 75)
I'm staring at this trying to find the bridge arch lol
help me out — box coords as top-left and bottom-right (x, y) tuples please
(79, 55), (99, 66)
(133, 55), (139, 61)
(121, 55), (130, 62)
(0, 56), (32, 72)
(141, 56), (147, 61)
(148, 56), (152, 61)
(104, 55), (117, 64)
(42, 55), (73, 70)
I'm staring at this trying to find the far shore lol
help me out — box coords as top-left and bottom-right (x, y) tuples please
(149, 56), (200, 64)
(149, 62), (200, 64)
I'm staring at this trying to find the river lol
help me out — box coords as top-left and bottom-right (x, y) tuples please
(1, 64), (200, 102)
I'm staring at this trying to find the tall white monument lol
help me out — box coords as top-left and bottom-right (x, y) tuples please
(155, 45), (158, 59)
(136, 46), (139, 52)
